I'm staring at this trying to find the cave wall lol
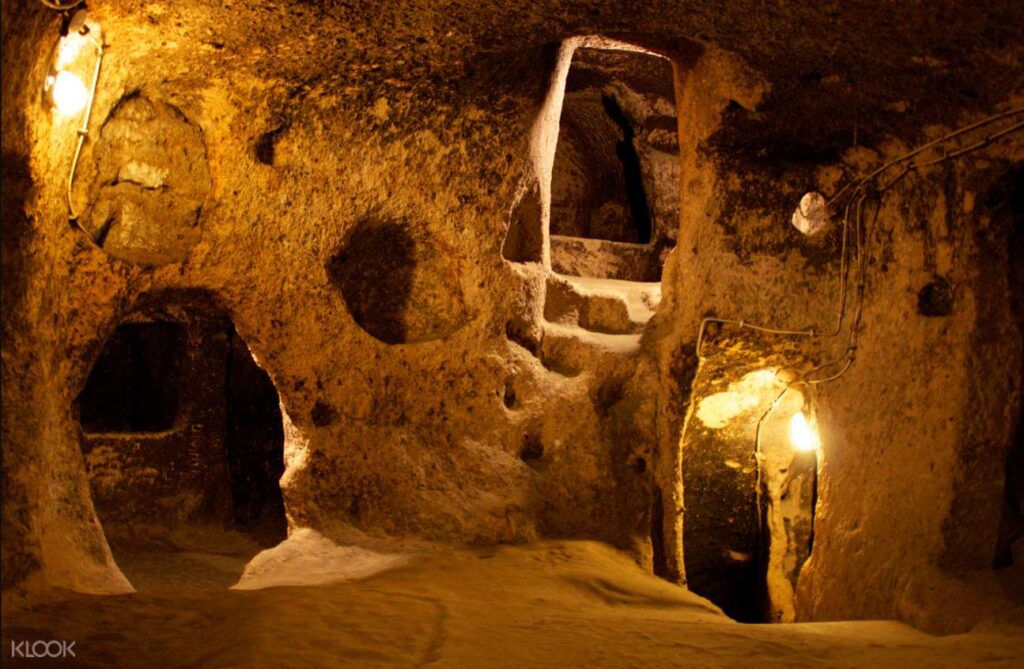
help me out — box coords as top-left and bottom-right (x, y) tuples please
(1, 0), (132, 594)
(790, 154), (1024, 632)
(648, 50), (1024, 631)
(2, 0), (1023, 633)
(0, 1), (657, 595)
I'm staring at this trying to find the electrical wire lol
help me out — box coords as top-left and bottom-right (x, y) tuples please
(65, 32), (104, 224)
(682, 108), (1024, 545)
(827, 107), (1024, 206)
(753, 385), (790, 541)
(37, 0), (85, 11)
(695, 106), (1024, 388)
(682, 106), (1024, 587)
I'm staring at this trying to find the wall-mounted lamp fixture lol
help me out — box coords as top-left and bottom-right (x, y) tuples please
(791, 191), (829, 236)
(758, 369), (823, 454)
(44, 9), (102, 116)
(43, 7), (104, 221)
(50, 69), (89, 115)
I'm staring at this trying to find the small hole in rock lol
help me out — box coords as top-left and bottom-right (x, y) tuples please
(311, 400), (338, 427)
(918, 277), (954, 317)
(520, 434), (544, 462)
(503, 381), (517, 409)
(255, 125), (286, 166)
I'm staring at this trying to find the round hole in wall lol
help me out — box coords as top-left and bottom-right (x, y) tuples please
(503, 380), (517, 409)
(917, 276), (954, 317)
(519, 434), (544, 462)
(327, 215), (470, 344)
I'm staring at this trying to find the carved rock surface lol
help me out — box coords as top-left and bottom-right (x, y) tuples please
(82, 95), (211, 266)
(327, 216), (470, 344)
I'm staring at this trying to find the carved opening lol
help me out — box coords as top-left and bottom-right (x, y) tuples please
(551, 89), (652, 243)
(77, 300), (286, 590)
(549, 45), (679, 281)
(996, 163), (1024, 570)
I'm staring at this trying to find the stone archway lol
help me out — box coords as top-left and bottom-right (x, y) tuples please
(76, 294), (287, 590)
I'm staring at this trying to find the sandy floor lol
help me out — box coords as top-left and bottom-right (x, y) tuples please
(104, 532), (264, 593)
(3, 539), (1022, 668)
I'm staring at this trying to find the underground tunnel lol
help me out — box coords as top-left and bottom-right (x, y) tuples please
(2, 1), (1024, 667)
(75, 296), (287, 590)
(547, 44), (678, 282)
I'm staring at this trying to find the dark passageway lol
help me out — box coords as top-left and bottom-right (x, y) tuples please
(76, 299), (286, 590)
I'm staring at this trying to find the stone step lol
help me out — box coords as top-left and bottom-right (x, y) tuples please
(544, 273), (661, 335)
(539, 321), (642, 376)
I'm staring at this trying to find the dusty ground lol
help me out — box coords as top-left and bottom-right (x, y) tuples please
(2, 539), (1022, 668)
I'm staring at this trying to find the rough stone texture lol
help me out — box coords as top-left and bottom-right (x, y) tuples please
(79, 95), (212, 266)
(760, 389), (817, 624)
(502, 181), (544, 263)
(2, 0), (1023, 636)
(550, 235), (667, 282)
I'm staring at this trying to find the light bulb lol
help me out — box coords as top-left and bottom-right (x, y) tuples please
(790, 411), (820, 452)
(51, 71), (88, 116)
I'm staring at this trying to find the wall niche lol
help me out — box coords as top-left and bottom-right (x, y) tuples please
(79, 94), (211, 266)
(327, 214), (470, 344)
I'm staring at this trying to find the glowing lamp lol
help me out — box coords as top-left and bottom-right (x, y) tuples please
(790, 411), (820, 452)
(42, 8), (104, 220)
(791, 191), (829, 235)
(49, 71), (88, 115)
(44, 9), (102, 117)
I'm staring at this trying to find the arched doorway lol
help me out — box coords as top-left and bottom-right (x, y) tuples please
(548, 43), (679, 282)
(76, 293), (286, 590)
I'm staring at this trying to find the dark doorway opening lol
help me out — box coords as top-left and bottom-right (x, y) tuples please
(549, 47), (676, 246)
(548, 45), (679, 281)
(550, 62), (655, 244)
(226, 326), (287, 541)
(602, 94), (653, 244)
(77, 298), (287, 590)
(996, 163), (1024, 572)
(650, 487), (670, 579)
(78, 322), (185, 433)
